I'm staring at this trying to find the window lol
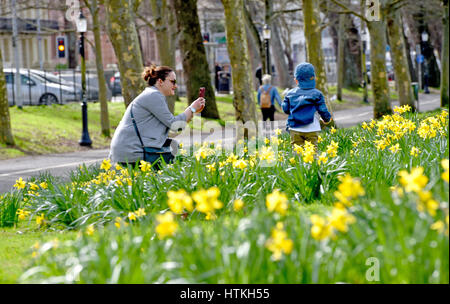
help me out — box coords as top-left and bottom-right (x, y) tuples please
(21, 75), (36, 86)
(5, 73), (13, 84)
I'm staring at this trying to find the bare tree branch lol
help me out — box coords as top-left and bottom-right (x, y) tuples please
(329, 0), (369, 23)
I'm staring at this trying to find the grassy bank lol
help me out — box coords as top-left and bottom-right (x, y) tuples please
(1, 102), (126, 160)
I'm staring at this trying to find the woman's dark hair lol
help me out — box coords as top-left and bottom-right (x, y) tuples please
(142, 64), (173, 86)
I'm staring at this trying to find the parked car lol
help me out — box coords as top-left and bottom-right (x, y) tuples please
(110, 71), (121, 96)
(34, 70), (99, 101)
(4, 68), (80, 106)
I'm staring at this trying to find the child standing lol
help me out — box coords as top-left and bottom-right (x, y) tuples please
(282, 62), (333, 148)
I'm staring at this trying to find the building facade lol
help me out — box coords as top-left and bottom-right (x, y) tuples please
(0, 0), (160, 71)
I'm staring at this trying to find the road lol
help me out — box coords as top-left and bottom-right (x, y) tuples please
(0, 93), (443, 194)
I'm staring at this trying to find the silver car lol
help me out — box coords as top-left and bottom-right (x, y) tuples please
(4, 68), (80, 106)
(30, 69), (100, 101)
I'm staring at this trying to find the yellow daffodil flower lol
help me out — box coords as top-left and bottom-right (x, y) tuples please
(266, 189), (288, 215)
(155, 212), (178, 239)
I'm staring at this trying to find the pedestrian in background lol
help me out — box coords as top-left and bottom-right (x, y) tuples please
(257, 74), (282, 123)
(214, 63), (222, 92)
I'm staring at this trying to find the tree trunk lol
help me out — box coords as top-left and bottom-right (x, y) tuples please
(87, 0), (110, 137)
(221, 0), (258, 124)
(441, 0), (449, 107)
(270, 18), (292, 89)
(150, 0), (177, 113)
(343, 23), (362, 88)
(244, 3), (266, 84)
(245, 21), (260, 91)
(387, 11), (415, 110)
(301, 0), (334, 119)
(328, 10), (361, 92)
(402, 17), (417, 82)
(336, 12), (346, 101)
(0, 49), (14, 146)
(366, 9), (392, 119)
(64, 16), (78, 69)
(104, 0), (146, 108)
(173, 0), (220, 119)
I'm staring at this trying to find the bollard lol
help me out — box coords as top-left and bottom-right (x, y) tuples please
(411, 82), (419, 111)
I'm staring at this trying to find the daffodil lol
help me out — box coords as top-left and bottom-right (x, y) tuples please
(266, 189), (288, 215)
(232, 159), (248, 170)
(167, 189), (193, 214)
(317, 152), (328, 165)
(389, 143), (401, 154)
(192, 187), (223, 216)
(310, 215), (333, 240)
(441, 159), (449, 183)
(16, 209), (31, 220)
(398, 167), (428, 193)
(135, 208), (146, 217)
(86, 224), (95, 236)
(410, 146), (421, 157)
(128, 212), (137, 221)
(139, 160), (152, 172)
(206, 162), (216, 172)
(259, 146), (276, 164)
(327, 205), (356, 233)
(35, 213), (45, 226)
(333, 174), (365, 206)
(155, 212), (178, 239)
(100, 159), (112, 171)
(265, 222), (293, 261)
(14, 177), (26, 190)
(114, 217), (122, 229)
(233, 199), (244, 212)
(326, 141), (339, 157)
(431, 220), (445, 233)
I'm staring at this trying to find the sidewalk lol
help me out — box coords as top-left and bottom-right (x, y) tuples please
(0, 92), (442, 194)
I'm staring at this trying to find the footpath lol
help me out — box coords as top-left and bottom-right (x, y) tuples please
(0, 92), (442, 194)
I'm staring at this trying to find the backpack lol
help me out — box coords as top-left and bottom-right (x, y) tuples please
(260, 86), (272, 109)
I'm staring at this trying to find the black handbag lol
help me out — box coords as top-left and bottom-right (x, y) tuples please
(130, 103), (174, 169)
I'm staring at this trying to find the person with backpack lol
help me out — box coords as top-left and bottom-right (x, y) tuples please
(257, 74), (282, 122)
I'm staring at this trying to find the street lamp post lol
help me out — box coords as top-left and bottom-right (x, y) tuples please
(77, 12), (92, 147)
(263, 24), (271, 75)
(361, 28), (369, 103)
(421, 31), (430, 94)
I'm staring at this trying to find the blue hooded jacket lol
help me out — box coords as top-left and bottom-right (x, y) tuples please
(282, 63), (331, 128)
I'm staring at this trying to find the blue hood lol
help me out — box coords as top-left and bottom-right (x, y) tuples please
(295, 62), (316, 89)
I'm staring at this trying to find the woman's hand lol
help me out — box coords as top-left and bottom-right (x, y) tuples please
(191, 97), (206, 113)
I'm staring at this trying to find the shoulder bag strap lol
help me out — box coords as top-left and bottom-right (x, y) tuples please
(130, 103), (145, 148)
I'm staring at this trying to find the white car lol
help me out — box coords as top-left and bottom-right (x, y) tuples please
(4, 68), (80, 106)
(31, 69), (100, 101)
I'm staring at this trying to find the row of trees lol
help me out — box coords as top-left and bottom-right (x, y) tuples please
(1, 0), (449, 147)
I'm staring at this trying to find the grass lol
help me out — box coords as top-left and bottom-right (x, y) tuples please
(0, 222), (78, 283)
(1, 107), (448, 283)
(1, 102), (126, 160)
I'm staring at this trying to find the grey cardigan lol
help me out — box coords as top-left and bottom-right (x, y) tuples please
(109, 86), (187, 163)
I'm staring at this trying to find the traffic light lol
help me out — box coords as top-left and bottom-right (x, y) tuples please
(203, 33), (210, 43)
(57, 37), (66, 58)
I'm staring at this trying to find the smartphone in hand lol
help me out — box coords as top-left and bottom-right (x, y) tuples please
(199, 87), (205, 98)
